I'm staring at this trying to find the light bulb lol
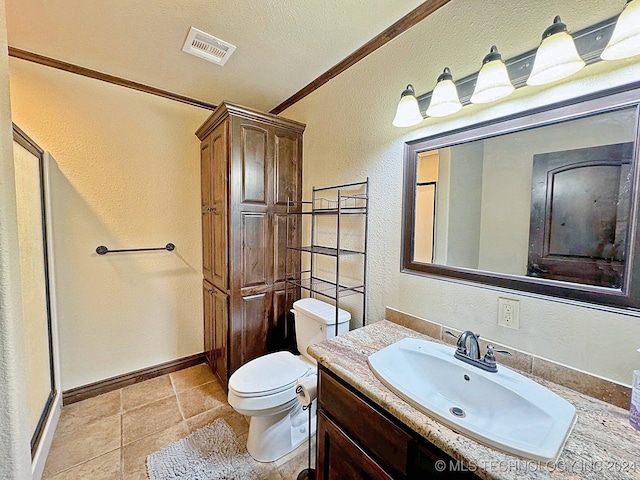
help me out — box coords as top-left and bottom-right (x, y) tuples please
(527, 16), (585, 86)
(392, 84), (423, 127)
(602, 0), (640, 61)
(470, 46), (515, 104)
(426, 68), (462, 117)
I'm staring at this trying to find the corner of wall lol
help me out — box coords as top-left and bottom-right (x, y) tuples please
(0, 1), (36, 477)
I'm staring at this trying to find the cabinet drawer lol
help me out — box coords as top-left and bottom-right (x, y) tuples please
(317, 412), (394, 480)
(319, 369), (411, 477)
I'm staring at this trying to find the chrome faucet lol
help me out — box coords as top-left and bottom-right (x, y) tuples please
(456, 331), (480, 360)
(445, 330), (512, 373)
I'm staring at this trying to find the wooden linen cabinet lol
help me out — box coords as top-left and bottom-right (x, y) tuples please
(197, 102), (305, 390)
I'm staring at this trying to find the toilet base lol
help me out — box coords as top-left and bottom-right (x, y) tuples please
(246, 400), (317, 463)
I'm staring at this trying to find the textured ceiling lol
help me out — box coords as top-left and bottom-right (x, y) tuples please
(6, 0), (426, 111)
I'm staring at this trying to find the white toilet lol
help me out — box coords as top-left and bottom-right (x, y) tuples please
(227, 298), (350, 462)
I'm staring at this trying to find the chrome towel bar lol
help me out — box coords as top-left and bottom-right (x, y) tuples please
(95, 243), (175, 255)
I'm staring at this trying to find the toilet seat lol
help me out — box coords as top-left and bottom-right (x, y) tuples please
(227, 351), (314, 416)
(229, 351), (311, 397)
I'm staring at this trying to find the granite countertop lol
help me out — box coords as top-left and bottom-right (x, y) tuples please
(308, 320), (640, 480)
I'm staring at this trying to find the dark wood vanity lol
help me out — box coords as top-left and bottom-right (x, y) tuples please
(310, 320), (640, 480)
(317, 366), (477, 479)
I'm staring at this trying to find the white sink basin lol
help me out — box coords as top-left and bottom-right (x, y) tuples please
(368, 337), (576, 462)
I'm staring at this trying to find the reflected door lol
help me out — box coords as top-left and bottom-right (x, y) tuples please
(528, 142), (633, 287)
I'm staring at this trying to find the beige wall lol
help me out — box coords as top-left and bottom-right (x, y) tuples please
(444, 142), (483, 269)
(283, 0), (640, 386)
(0, 0), (32, 476)
(9, 59), (210, 390)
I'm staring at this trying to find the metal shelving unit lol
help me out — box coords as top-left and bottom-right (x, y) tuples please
(285, 179), (369, 335)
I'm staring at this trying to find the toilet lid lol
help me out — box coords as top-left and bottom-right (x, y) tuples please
(228, 351), (311, 396)
(293, 298), (351, 324)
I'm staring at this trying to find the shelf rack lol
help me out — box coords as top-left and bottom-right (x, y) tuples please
(285, 179), (369, 336)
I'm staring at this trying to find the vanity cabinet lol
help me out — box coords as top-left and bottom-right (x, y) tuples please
(197, 102), (305, 390)
(317, 367), (477, 479)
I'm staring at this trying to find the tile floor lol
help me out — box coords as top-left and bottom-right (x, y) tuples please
(42, 363), (315, 479)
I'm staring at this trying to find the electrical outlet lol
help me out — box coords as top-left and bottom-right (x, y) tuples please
(498, 298), (520, 329)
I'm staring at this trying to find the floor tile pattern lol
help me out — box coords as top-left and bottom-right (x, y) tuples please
(43, 364), (315, 479)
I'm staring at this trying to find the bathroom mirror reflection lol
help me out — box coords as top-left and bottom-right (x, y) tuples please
(402, 86), (640, 310)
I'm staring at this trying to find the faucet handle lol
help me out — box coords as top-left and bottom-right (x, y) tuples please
(444, 330), (458, 340)
(445, 331), (468, 355)
(483, 345), (512, 368)
(445, 330), (480, 341)
(486, 345), (512, 357)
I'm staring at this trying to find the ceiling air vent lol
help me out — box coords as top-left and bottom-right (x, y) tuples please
(182, 27), (236, 66)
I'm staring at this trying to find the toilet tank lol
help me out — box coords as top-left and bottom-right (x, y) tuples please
(293, 298), (351, 362)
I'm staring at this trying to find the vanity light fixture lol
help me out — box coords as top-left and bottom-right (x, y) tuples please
(601, 0), (640, 60)
(426, 68), (462, 117)
(392, 84), (424, 127)
(526, 16), (585, 86)
(393, 5), (640, 127)
(470, 46), (515, 104)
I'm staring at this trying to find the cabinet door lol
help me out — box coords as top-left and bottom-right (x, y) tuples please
(230, 292), (270, 374)
(273, 128), (302, 206)
(203, 281), (214, 371)
(201, 140), (213, 282)
(270, 285), (301, 352)
(272, 129), (302, 281)
(210, 122), (229, 291)
(204, 281), (228, 389)
(227, 117), (303, 374)
(271, 289), (287, 351)
(317, 412), (394, 480)
(319, 370), (411, 477)
(213, 287), (229, 389)
(273, 212), (299, 285)
(272, 129), (302, 350)
(234, 122), (270, 291)
(228, 119), (271, 375)
(240, 212), (269, 288)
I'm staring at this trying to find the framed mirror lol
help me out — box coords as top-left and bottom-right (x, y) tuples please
(402, 84), (640, 311)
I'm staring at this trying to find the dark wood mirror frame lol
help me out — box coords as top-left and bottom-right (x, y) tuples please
(402, 82), (640, 312)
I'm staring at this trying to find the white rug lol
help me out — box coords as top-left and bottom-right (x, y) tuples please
(147, 418), (260, 479)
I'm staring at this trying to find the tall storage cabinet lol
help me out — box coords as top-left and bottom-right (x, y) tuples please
(196, 102), (305, 390)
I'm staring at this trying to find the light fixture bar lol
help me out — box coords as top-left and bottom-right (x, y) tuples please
(416, 16), (618, 113)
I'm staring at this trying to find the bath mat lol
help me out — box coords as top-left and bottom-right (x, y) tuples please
(146, 418), (260, 479)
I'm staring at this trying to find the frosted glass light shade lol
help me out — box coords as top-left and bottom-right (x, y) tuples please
(392, 84), (423, 127)
(470, 46), (515, 104)
(601, 0), (640, 61)
(426, 68), (462, 117)
(527, 16), (585, 86)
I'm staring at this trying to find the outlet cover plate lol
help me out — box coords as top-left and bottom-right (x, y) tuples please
(498, 298), (520, 329)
